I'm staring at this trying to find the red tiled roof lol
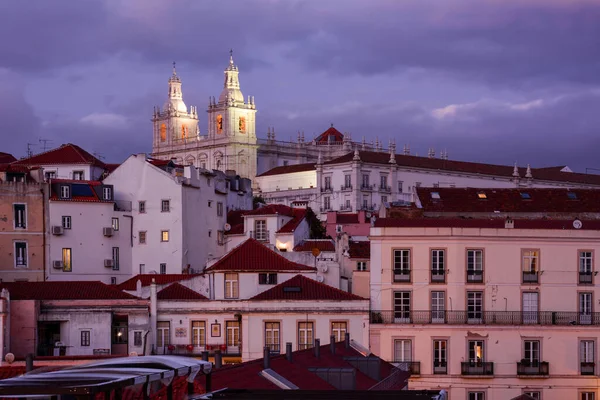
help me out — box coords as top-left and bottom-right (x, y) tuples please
(0, 281), (138, 301)
(293, 239), (335, 252)
(510, 395), (536, 400)
(417, 187), (600, 214)
(374, 217), (600, 230)
(0, 366), (26, 380)
(11, 144), (106, 168)
(0, 164), (36, 173)
(244, 204), (296, 217)
(118, 274), (199, 291)
(0, 152), (17, 164)
(325, 151), (600, 186)
(314, 126), (344, 144)
(277, 208), (307, 233)
(256, 163), (316, 177)
(348, 241), (370, 259)
(157, 282), (208, 301)
(104, 163), (121, 173)
(225, 209), (247, 235)
(335, 213), (360, 224)
(205, 239), (316, 272)
(250, 274), (366, 301)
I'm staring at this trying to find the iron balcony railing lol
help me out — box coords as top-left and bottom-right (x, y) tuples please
(370, 310), (600, 326)
(360, 184), (375, 191)
(517, 361), (549, 376)
(155, 344), (241, 356)
(433, 361), (447, 375)
(461, 362), (494, 376)
(320, 186), (333, 193)
(394, 361), (420, 375)
(341, 184), (353, 192)
(393, 269), (411, 282)
(379, 185), (391, 193)
(466, 270), (484, 283)
(581, 362), (595, 375)
(431, 270), (446, 283)
(523, 271), (539, 284)
(339, 204), (353, 211)
(579, 271), (593, 284)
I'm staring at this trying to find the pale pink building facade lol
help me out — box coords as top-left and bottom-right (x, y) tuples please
(369, 218), (600, 400)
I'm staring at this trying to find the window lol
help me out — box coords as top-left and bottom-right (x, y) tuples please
(580, 292), (593, 324)
(157, 321), (170, 349)
(111, 277), (117, 285)
(398, 181), (403, 193)
(380, 175), (388, 189)
(217, 202), (224, 217)
(259, 273), (277, 285)
(468, 340), (485, 363)
(217, 230), (224, 245)
(138, 201), (146, 213)
(582, 393), (596, 400)
(112, 247), (119, 271)
(362, 197), (368, 209)
(254, 220), (267, 241)
(225, 273), (239, 299)
(323, 196), (330, 210)
(523, 292), (539, 324)
(62, 248), (72, 272)
(139, 264), (145, 274)
(81, 331), (91, 347)
(524, 392), (540, 400)
(580, 251), (593, 284)
(324, 176), (331, 190)
(160, 263), (167, 274)
(62, 216), (71, 229)
(134, 331), (143, 347)
(381, 195), (388, 204)
(113, 326), (126, 349)
(433, 340), (447, 374)
(60, 185), (70, 199)
(331, 322), (347, 343)
(226, 321), (240, 351)
(192, 321), (206, 347)
(208, 200), (213, 207)
(467, 291), (483, 322)
(112, 217), (119, 231)
(298, 322), (314, 350)
(73, 171), (84, 180)
(208, 230), (212, 237)
(431, 249), (445, 282)
(45, 171), (56, 180)
(568, 192), (578, 200)
(580, 340), (595, 375)
(13, 204), (26, 229)
(15, 242), (27, 267)
(357, 261), (367, 271)
(344, 175), (351, 188)
(265, 322), (280, 352)
(102, 186), (112, 200)
(520, 192), (531, 199)
(362, 174), (370, 188)
(394, 291), (411, 322)
(524, 340), (540, 364)
(477, 192), (487, 199)
(467, 249), (484, 283)
(139, 231), (146, 244)
(394, 339), (412, 363)
(393, 249), (411, 282)
(431, 291), (446, 323)
(522, 250), (540, 283)
(161, 200), (170, 212)
(161, 230), (169, 242)
(468, 393), (485, 400)
(430, 191), (440, 199)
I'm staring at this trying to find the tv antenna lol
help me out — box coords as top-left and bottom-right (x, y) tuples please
(38, 138), (52, 152)
(93, 152), (106, 161)
(26, 143), (36, 158)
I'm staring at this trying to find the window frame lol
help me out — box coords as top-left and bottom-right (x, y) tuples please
(191, 321), (207, 347)
(134, 331), (143, 347)
(62, 248), (72, 272)
(579, 339), (595, 375)
(112, 217), (119, 231)
(161, 199), (170, 213)
(217, 202), (224, 217)
(138, 201), (146, 213)
(522, 249), (540, 284)
(138, 231), (146, 244)
(258, 273), (277, 285)
(62, 215), (72, 229)
(14, 241), (27, 268)
(467, 291), (484, 322)
(392, 249), (411, 282)
(393, 291), (411, 322)
(430, 248), (446, 283)
(81, 330), (91, 347)
(73, 170), (85, 180)
(579, 250), (594, 285)
(357, 261), (367, 271)
(159, 263), (167, 274)
(331, 321), (347, 343)
(225, 273), (239, 299)
(466, 248), (484, 283)
(161, 230), (170, 242)
(297, 321), (314, 350)
(265, 321), (281, 353)
(254, 219), (267, 241)
(13, 204), (26, 229)
(102, 186), (112, 201)
(60, 185), (70, 199)
(432, 339), (448, 374)
(112, 247), (120, 271)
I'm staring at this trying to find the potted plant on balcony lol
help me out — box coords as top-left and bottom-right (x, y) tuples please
(167, 344), (175, 354)
(186, 344), (194, 353)
(371, 312), (383, 323)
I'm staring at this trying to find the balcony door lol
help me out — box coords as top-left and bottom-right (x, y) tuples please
(431, 291), (445, 323)
(468, 340), (484, 364)
(394, 339), (412, 371)
(580, 292), (593, 325)
(522, 292), (539, 324)
(394, 291), (411, 323)
(226, 321), (240, 354)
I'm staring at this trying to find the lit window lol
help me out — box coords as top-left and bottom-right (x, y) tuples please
(62, 248), (72, 272)
(477, 192), (487, 199)
(161, 230), (169, 242)
(520, 192), (531, 199)
(112, 217), (119, 231)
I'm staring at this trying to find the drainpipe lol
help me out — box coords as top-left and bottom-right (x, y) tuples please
(150, 279), (157, 354)
(41, 185), (48, 281)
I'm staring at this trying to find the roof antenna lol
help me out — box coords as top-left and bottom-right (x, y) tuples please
(38, 138), (52, 152)
(93, 152), (105, 161)
(26, 143), (36, 158)
(172, 61), (177, 76)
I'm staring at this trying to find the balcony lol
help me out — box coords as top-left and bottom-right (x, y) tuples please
(339, 204), (353, 212)
(394, 361), (420, 375)
(250, 230), (270, 242)
(466, 270), (483, 283)
(340, 184), (353, 192)
(393, 269), (411, 283)
(433, 361), (447, 375)
(379, 185), (391, 193)
(320, 206), (332, 212)
(359, 204), (377, 211)
(369, 310), (600, 326)
(581, 362), (595, 375)
(431, 270), (446, 283)
(517, 361), (549, 376)
(461, 362), (494, 376)
(522, 271), (539, 284)
(320, 186), (333, 193)
(579, 271), (593, 285)
(360, 184), (375, 191)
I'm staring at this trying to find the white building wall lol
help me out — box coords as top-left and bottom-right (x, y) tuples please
(42, 164), (104, 181)
(211, 272), (317, 300)
(47, 202), (132, 284)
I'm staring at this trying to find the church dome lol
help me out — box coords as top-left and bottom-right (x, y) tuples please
(164, 98), (188, 113)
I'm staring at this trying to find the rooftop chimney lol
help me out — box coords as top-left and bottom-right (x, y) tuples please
(286, 342), (293, 362)
(345, 332), (350, 349)
(314, 339), (321, 358)
(201, 351), (209, 362)
(330, 335), (336, 355)
(505, 217), (514, 229)
(264, 346), (271, 369)
(214, 350), (222, 368)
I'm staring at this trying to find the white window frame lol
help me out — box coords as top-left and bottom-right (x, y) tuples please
(357, 261), (367, 271)
(62, 216), (72, 229)
(298, 322), (314, 350)
(394, 291), (411, 322)
(73, 170), (84, 180)
(14, 241), (27, 268)
(138, 201), (146, 213)
(225, 273), (239, 299)
(331, 321), (347, 343)
(217, 202), (224, 217)
(161, 230), (169, 242)
(13, 204), (26, 229)
(161, 199), (170, 212)
(112, 217), (119, 231)
(139, 231), (146, 244)
(467, 291), (483, 323)
(254, 220), (267, 241)
(265, 322), (280, 352)
(159, 263), (167, 274)
(102, 186), (112, 201)
(60, 185), (70, 199)
(192, 321), (206, 347)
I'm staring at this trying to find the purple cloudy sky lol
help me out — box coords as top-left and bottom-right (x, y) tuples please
(2, 0), (600, 170)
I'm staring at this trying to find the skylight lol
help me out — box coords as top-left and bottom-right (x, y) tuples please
(520, 192), (531, 199)
(477, 192), (487, 199)
(430, 192), (440, 199)
(567, 192), (577, 200)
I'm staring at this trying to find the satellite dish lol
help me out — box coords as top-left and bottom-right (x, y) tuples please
(573, 219), (583, 229)
(224, 223), (231, 232)
(366, 212), (372, 218)
(311, 248), (321, 257)
(316, 275), (324, 283)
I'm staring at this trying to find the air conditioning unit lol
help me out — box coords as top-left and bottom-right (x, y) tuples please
(52, 260), (63, 269)
(52, 226), (64, 235)
(103, 227), (114, 237)
(104, 259), (114, 268)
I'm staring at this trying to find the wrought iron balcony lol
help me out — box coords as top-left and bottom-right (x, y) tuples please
(393, 269), (411, 282)
(360, 184), (375, 191)
(517, 361), (549, 376)
(379, 185), (391, 193)
(466, 270), (483, 283)
(431, 269), (446, 283)
(433, 361), (447, 375)
(339, 204), (353, 211)
(320, 206), (332, 212)
(370, 310), (600, 326)
(341, 184), (353, 192)
(522, 271), (539, 284)
(461, 362), (494, 376)
(320, 186), (333, 193)
(579, 271), (593, 284)
(394, 361), (420, 375)
(581, 362), (595, 375)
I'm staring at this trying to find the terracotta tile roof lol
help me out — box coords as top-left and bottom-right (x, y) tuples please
(335, 213), (360, 224)
(225, 209), (247, 235)
(250, 274), (366, 301)
(256, 163), (316, 177)
(205, 239), (316, 272)
(348, 241), (370, 259)
(0, 281), (138, 301)
(11, 144), (106, 168)
(277, 208), (307, 233)
(118, 274), (199, 291)
(49, 180), (112, 203)
(0, 152), (17, 164)
(417, 187), (600, 214)
(293, 239), (336, 252)
(314, 126), (344, 144)
(0, 164), (37, 174)
(510, 395), (536, 400)
(244, 204), (296, 217)
(325, 150), (600, 186)
(157, 282), (208, 301)
(0, 366), (26, 380)
(374, 217), (600, 230)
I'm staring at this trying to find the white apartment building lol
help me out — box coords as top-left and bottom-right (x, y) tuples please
(104, 154), (248, 275)
(46, 179), (133, 284)
(369, 217), (600, 400)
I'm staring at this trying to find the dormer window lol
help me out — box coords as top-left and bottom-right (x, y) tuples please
(430, 192), (441, 200)
(73, 171), (84, 180)
(60, 185), (70, 199)
(102, 186), (113, 201)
